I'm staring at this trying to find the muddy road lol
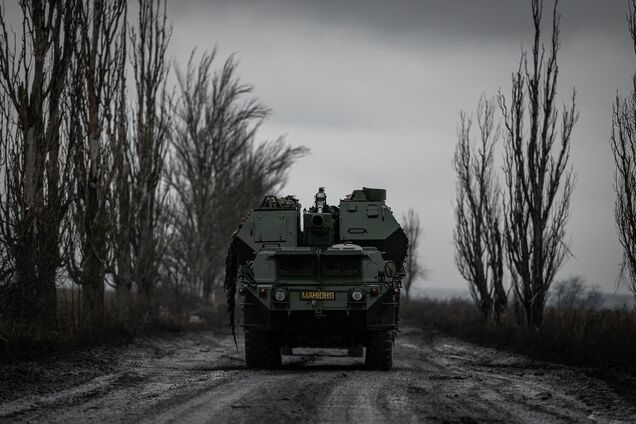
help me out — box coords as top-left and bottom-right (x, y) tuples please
(1, 327), (635, 423)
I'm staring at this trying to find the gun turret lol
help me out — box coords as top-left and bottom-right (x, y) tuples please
(229, 186), (406, 265)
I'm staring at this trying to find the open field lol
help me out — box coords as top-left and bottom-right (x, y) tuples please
(402, 299), (636, 371)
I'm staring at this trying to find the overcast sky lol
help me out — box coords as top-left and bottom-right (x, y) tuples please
(164, 0), (635, 295)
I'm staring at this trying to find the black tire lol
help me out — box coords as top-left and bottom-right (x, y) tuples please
(244, 330), (282, 369)
(365, 331), (393, 370)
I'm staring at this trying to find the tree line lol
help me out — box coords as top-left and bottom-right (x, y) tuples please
(452, 0), (636, 330)
(611, 0), (636, 304)
(455, 0), (636, 330)
(0, 0), (306, 338)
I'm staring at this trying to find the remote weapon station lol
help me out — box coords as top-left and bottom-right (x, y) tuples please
(224, 187), (408, 370)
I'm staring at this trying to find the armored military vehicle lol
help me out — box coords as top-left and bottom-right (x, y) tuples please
(224, 187), (408, 370)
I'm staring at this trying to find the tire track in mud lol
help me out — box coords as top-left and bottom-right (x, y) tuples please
(320, 373), (383, 424)
(0, 333), (243, 423)
(319, 369), (422, 424)
(140, 373), (296, 424)
(318, 334), (456, 424)
(317, 329), (636, 424)
(138, 353), (347, 424)
(318, 337), (507, 424)
(2, 329), (636, 423)
(394, 331), (635, 423)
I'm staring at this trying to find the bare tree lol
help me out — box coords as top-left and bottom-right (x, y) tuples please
(610, 0), (636, 302)
(169, 50), (307, 302)
(486, 186), (507, 322)
(402, 209), (423, 301)
(129, 0), (171, 311)
(0, 84), (14, 282)
(110, 5), (133, 320)
(0, 1), (78, 329)
(498, 0), (577, 329)
(453, 97), (505, 321)
(64, 0), (126, 330)
(551, 275), (603, 310)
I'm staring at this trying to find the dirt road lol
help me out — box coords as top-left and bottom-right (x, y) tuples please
(1, 327), (635, 423)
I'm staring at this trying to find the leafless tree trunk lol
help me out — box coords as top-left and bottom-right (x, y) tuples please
(64, 0), (126, 331)
(0, 73), (17, 310)
(0, 1), (78, 330)
(610, 0), (636, 303)
(129, 0), (171, 313)
(453, 97), (505, 321)
(498, 0), (577, 329)
(402, 209), (423, 301)
(170, 50), (307, 303)
(486, 186), (506, 323)
(110, 5), (133, 321)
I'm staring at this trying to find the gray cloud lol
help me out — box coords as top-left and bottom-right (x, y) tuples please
(165, 0), (634, 294)
(2, 1), (630, 293)
(174, 0), (630, 44)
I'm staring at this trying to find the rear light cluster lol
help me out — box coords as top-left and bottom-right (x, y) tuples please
(351, 289), (364, 301)
(259, 287), (377, 301)
(274, 289), (287, 302)
(258, 287), (288, 301)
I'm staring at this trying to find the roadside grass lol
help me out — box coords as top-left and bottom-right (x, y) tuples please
(0, 287), (230, 361)
(402, 298), (636, 371)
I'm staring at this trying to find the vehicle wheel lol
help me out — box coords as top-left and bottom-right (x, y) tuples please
(365, 331), (393, 370)
(245, 330), (282, 369)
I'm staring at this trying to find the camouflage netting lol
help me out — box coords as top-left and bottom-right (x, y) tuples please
(224, 196), (300, 345)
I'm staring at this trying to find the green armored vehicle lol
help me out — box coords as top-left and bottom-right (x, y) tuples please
(224, 187), (408, 370)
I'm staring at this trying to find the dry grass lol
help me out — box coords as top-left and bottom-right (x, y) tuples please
(0, 287), (229, 361)
(402, 298), (636, 370)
